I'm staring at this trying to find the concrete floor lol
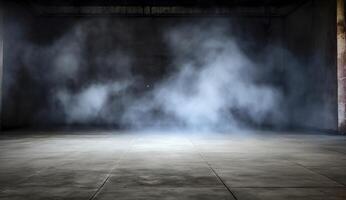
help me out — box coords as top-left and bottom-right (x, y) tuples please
(0, 131), (346, 200)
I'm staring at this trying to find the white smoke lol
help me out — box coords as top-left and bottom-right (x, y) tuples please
(57, 84), (109, 123)
(123, 23), (284, 130)
(4, 18), (334, 131)
(57, 82), (131, 123)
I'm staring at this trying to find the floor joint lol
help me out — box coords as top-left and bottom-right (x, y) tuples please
(88, 136), (137, 200)
(188, 137), (239, 200)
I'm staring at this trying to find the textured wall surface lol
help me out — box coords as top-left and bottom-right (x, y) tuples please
(284, 0), (337, 130)
(0, 1), (339, 131)
(0, 9), (3, 128)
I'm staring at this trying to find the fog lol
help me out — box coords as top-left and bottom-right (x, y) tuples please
(1, 18), (335, 131)
(123, 23), (285, 131)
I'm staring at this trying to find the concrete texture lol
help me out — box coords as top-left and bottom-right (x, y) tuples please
(0, 131), (345, 200)
(337, 0), (346, 131)
(0, 9), (3, 128)
(284, 0), (338, 130)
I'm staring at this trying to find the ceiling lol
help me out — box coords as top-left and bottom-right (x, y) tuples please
(20, 0), (309, 7)
(7, 0), (311, 17)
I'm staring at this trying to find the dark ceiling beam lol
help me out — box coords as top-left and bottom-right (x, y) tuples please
(283, 0), (311, 17)
(20, 0), (310, 7)
(6, 0), (310, 17)
(30, 5), (297, 17)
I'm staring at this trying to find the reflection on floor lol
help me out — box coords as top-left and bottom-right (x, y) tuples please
(0, 131), (346, 200)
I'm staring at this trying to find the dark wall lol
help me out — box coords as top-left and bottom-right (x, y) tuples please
(284, 0), (337, 130)
(0, 1), (338, 131)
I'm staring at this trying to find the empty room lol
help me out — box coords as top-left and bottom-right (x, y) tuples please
(0, 0), (346, 199)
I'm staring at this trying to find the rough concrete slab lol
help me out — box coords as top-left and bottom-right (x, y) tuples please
(0, 186), (96, 200)
(213, 163), (342, 187)
(95, 187), (234, 200)
(307, 166), (346, 186)
(232, 188), (346, 200)
(0, 132), (345, 200)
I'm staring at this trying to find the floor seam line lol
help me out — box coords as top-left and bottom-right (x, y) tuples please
(321, 147), (346, 156)
(188, 137), (238, 200)
(290, 161), (346, 187)
(88, 136), (137, 200)
(273, 148), (346, 188)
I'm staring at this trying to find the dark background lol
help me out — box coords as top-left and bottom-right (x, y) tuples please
(0, 0), (338, 131)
